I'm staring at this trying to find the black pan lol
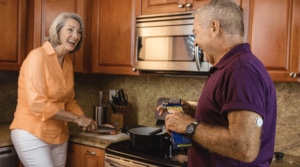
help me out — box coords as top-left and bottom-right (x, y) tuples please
(128, 127), (167, 152)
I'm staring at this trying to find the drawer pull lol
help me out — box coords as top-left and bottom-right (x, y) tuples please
(178, 4), (184, 8)
(186, 3), (192, 8)
(86, 150), (96, 155)
(289, 72), (299, 78)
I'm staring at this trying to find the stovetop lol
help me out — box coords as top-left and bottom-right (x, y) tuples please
(106, 139), (188, 167)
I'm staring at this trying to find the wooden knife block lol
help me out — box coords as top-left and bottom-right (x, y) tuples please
(110, 113), (124, 131)
(114, 102), (131, 113)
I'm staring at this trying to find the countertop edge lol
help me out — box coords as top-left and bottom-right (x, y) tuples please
(1, 124), (125, 149)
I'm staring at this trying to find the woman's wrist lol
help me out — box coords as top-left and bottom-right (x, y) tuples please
(73, 115), (79, 123)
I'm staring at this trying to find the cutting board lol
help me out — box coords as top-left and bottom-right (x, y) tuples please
(79, 131), (129, 142)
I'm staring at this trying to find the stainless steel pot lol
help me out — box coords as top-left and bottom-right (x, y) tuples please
(128, 127), (167, 152)
(93, 105), (106, 126)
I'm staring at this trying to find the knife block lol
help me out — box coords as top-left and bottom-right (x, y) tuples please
(110, 113), (124, 131)
(114, 102), (131, 113)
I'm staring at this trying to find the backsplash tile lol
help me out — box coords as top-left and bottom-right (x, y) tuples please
(1, 71), (299, 156)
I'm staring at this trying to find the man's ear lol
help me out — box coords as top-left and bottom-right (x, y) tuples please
(210, 20), (220, 37)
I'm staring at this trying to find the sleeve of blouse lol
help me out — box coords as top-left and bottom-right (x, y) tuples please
(65, 89), (84, 116)
(24, 51), (60, 121)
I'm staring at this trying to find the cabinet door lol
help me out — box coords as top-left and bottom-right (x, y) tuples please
(140, 0), (211, 15)
(242, 0), (300, 82)
(140, 0), (239, 15)
(30, 0), (89, 72)
(189, 0), (210, 11)
(0, 0), (27, 70)
(91, 0), (138, 75)
(141, 0), (187, 15)
(80, 145), (105, 167)
(66, 143), (80, 167)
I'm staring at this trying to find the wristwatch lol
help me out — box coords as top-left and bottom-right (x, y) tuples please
(185, 121), (199, 137)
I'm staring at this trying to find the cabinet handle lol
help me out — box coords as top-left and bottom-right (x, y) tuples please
(86, 150), (96, 155)
(186, 3), (192, 8)
(178, 4), (184, 8)
(289, 72), (299, 78)
(132, 68), (136, 72)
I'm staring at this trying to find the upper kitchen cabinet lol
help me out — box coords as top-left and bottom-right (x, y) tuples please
(138, 0), (209, 15)
(0, 0), (27, 70)
(90, 0), (138, 75)
(28, 0), (91, 72)
(242, 0), (300, 82)
(137, 0), (241, 15)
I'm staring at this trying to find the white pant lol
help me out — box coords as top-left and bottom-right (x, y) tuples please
(11, 129), (67, 167)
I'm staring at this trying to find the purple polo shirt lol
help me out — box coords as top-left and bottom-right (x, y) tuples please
(188, 43), (277, 167)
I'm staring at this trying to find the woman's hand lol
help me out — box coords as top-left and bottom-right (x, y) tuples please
(75, 115), (97, 131)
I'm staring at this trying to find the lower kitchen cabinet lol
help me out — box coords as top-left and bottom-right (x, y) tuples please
(67, 143), (105, 167)
(66, 143), (81, 167)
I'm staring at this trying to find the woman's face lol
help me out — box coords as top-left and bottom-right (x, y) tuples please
(58, 18), (82, 54)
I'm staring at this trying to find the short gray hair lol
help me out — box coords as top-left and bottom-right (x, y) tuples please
(194, 0), (244, 37)
(47, 12), (85, 53)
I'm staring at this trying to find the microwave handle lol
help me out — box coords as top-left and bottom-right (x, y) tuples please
(195, 46), (202, 71)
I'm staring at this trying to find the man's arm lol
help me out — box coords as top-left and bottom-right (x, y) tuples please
(165, 110), (262, 162)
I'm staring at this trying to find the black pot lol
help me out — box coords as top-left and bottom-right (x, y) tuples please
(128, 127), (167, 152)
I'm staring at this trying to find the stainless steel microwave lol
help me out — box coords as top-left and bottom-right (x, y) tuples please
(134, 12), (211, 75)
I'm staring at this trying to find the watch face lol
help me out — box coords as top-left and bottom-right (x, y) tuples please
(186, 124), (194, 134)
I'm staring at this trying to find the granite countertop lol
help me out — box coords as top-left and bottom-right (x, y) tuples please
(0, 124), (128, 149)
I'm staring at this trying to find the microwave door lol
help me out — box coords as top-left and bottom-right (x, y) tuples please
(135, 12), (211, 73)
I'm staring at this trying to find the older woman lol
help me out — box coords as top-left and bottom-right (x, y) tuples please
(10, 12), (97, 167)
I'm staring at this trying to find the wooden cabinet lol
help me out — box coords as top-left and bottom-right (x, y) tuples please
(90, 0), (138, 75)
(242, 0), (300, 82)
(138, 0), (209, 15)
(80, 145), (105, 167)
(138, 0), (241, 15)
(0, 0), (27, 70)
(28, 0), (91, 73)
(66, 143), (81, 167)
(66, 143), (105, 167)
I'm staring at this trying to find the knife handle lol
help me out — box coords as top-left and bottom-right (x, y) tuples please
(110, 101), (116, 113)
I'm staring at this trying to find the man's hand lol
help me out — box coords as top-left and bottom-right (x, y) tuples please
(165, 111), (196, 134)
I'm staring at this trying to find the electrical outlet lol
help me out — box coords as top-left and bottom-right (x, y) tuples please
(109, 90), (117, 101)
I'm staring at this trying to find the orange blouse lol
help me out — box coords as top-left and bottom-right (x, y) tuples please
(10, 41), (84, 144)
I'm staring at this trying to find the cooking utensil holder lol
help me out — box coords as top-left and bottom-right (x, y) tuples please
(93, 105), (106, 126)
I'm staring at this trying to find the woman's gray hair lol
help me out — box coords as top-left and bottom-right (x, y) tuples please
(47, 12), (85, 53)
(194, 0), (244, 37)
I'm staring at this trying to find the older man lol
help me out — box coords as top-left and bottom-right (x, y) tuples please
(164, 0), (277, 166)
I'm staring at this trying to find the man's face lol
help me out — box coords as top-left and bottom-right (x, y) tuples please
(193, 16), (210, 63)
